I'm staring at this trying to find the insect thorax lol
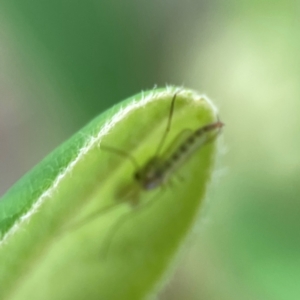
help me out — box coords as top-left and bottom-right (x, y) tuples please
(134, 157), (165, 190)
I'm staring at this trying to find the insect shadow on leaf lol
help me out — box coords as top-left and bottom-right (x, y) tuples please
(66, 91), (224, 258)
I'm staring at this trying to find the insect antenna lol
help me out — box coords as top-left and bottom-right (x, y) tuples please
(154, 92), (178, 157)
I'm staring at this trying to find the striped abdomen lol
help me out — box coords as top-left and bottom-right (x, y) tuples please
(162, 121), (223, 178)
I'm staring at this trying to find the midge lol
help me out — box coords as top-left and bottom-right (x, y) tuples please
(97, 92), (224, 254)
(68, 92), (223, 255)
(103, 92), (224, 191)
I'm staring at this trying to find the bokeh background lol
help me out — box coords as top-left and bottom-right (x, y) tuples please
(1, 1), (300, 299)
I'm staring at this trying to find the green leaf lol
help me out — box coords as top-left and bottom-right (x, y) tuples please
(0, 86), (222, 300)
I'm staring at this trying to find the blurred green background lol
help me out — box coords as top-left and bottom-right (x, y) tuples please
(1, 1), (299, 299)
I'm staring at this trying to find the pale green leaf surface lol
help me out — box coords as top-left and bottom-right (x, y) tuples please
(0, 86), (221, 300)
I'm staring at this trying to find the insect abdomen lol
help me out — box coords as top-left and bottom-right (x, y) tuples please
(163, 121), (223, 176)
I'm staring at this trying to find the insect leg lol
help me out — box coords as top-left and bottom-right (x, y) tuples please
(154, 92), (179, 156)
(100, 144), (140, 172)
(101, 191), (166, 258)
(62, 202), (123, 235)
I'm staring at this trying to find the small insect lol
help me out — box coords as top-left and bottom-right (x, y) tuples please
(69, 92), (224, 256)
(103, 92), (223, 192)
